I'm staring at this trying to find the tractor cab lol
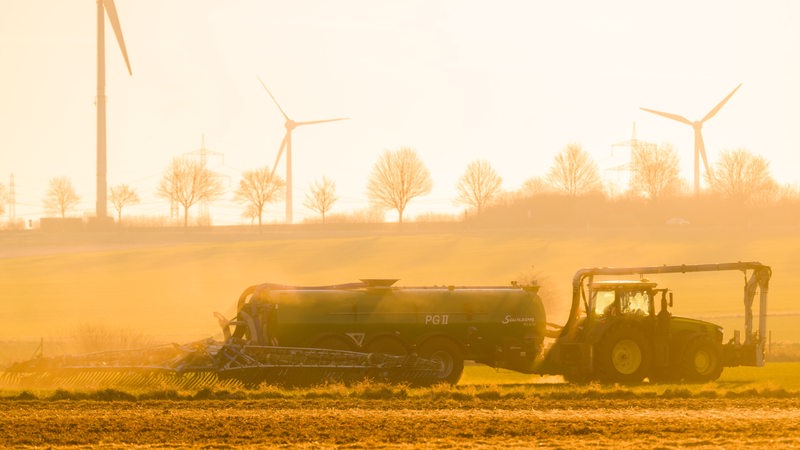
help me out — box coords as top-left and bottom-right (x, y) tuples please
(587, 280), (673, 321)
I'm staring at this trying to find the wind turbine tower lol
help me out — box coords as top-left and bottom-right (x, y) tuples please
(96, 0), (133, 221)
(641, 84), (741, 195)
(258, 77), (349, 224)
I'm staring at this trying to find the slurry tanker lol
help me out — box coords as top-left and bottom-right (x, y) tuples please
(5, 261), (771, 387)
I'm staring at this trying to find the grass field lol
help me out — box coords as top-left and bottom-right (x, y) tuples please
(461, 361), (800, 391)
(3, 362), (799, 397)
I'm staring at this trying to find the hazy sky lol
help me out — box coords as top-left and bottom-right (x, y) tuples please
(1, 1), (798, 224)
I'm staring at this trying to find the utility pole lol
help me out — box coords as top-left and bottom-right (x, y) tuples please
(185, 134), (224, 225)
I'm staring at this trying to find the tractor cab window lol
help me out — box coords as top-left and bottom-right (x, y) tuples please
(589, 282), (656, 319)
(619, 290), (651, 316)
(592, 290), (616, 317)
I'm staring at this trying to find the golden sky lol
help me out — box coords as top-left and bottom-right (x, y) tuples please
(1, 0), (798, 224)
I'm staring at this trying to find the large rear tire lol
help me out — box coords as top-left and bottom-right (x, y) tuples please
(418, 338), (464, 385)
(681, 338), (723, 382)
(595, 326), (652, 383)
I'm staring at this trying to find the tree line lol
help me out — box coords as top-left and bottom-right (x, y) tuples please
(0, 142), (791, 228)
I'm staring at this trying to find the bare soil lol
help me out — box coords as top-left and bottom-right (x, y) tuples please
(1, 397), (798, 448)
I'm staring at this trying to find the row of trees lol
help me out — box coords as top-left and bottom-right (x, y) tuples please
(521, 143), (779, 204)
(1, 142), (784, 227)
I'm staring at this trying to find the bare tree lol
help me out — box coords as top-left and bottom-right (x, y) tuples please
(157, 157), (224, 227)
(456, 159), (502, 214)
(241, 203), (259, 224)
(234, 166), (284, 227)
(44, 176), (80, 218)
(629, 143), (681, 201)
(367, 147), (432, 223)
(519, 176), (551, 198)
(545, 143), (602, 196)
(304, 176), (338, 224)
(109, 184), (140, 224)
(708, 149), (776, 203)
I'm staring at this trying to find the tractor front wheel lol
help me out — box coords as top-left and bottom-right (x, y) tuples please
(681, 338), (723, 382)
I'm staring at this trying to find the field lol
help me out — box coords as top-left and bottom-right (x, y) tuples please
(1, 225), (799, 448)
(1, 397), (798, 448)
(1, 363), (799, 448)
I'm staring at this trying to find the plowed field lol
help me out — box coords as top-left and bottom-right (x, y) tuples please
(2, 397), (799, 448)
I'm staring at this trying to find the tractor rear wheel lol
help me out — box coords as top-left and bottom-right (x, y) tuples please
(418, 338), (464, 385)
(681, 338), (723, 382)
(595, 326), (652, 383)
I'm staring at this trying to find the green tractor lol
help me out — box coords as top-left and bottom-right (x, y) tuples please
(541, 262), (771, 383)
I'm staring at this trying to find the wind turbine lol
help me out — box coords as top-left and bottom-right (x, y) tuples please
(640, 84), (741, 195)
(258, 77), (348, 224)
(95, 0), (132, 221)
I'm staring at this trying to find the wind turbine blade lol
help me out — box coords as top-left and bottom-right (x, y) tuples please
(257, 76), (290, 121)
(701, 83), (742, 123)
(270, 133), (289, 180)
(640, 108), (692, 125)
(294, 118), (350, 127)
(103, 0), (132, 75)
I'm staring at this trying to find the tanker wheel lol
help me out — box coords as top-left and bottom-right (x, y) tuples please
(595, 326), (652, 384)
(418, 338), (464, 385)
(681, 338), (723, 383)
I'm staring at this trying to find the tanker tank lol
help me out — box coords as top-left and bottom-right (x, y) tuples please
(235, 279), (547, 384)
